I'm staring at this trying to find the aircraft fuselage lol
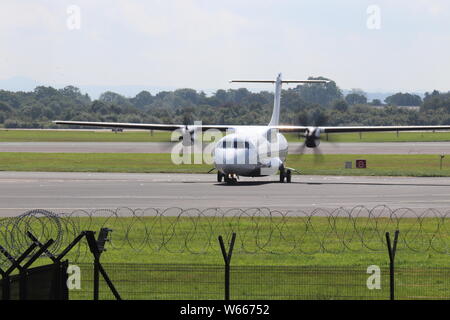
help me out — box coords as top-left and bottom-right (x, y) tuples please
(214, 126), (288, 177)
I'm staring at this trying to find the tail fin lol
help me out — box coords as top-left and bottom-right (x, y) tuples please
(269, 73), (283, 126)
(230, 74), (329, 126)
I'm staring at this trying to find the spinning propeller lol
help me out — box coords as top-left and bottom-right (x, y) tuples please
(179, 125), (195, 146)
(297, 127), (324, 163)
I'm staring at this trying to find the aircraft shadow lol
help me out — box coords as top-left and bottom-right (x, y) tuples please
(215, 181), (278, 186)
(181, 181), (450, 187)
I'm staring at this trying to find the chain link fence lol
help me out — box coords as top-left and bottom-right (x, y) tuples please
(69, 263), (450, 300)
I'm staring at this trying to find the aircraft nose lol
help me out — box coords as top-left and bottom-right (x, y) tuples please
(214, 148), (253, 165)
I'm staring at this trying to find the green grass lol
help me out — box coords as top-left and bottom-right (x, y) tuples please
(1, 152), (450, 176)
(2, 129), (450, 143)
(5, 216), (446, 267)
(4, 216), (447, 300)
(75, 263), (449, 300)
(0, 130), (173, 142)
(50, 216), (447, 268)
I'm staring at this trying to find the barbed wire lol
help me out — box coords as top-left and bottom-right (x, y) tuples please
(0, 206), (449, 266)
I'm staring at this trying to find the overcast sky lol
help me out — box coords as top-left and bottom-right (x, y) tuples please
(1, 0), (449, 94)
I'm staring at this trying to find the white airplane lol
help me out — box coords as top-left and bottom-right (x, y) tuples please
(54, 73), (450, 184)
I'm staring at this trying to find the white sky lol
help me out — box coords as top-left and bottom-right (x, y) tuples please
(1, 0), (449, 93)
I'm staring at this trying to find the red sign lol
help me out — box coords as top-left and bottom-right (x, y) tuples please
(356, 160), (367, 169)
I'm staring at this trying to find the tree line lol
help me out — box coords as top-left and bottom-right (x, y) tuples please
(0, 77), (449, 129)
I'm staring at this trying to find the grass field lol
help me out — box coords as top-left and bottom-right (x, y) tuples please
(0, 152), (450, 176)
(4, 215), (446, 300)
(49, 216), (447, 268)
(4, 215), (446, 267)
(0, 129), (172, 142)
(2, 129), (450, 143)
(74, 263), (449, 300)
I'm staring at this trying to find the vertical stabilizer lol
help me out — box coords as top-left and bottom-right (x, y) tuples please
(229, 74), (328, 127)
(269, 73), (282, 126)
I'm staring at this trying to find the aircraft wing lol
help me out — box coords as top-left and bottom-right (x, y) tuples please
(52, 120), (232, 132)
(274, 125), (450, 133)
(54, 121), (450, 134)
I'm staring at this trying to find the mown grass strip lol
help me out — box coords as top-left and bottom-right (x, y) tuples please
(2, 129), (450, 143)
(0, 153), (450, 176)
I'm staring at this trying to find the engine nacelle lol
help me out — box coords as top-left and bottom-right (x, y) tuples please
(305, 127), (321, 148)
(179, 127), (195, 146)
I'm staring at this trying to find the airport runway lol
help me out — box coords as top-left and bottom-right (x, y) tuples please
(1, 141), (450, 154)
(0, 172), (450, 216)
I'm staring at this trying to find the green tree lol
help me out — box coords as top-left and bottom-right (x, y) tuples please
(385, 92), (422, 106)
(99, 91), (131, 107)
(295, 77), (342, 107)
(0, 101), (12, 113)
(370, 99), (383, 106)
(131, 91), (153, 109)
(90, 100), (109, 114)
(332, 99), (349, 112)
(345, 93), (367, 105)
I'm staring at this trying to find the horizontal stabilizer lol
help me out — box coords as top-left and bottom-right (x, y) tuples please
(229, 79), (329, 84)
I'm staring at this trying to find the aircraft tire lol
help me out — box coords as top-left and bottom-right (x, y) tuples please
(225, 177), (237, 184)
(279, 170), (285, 183)
(286, 170), (292, 183)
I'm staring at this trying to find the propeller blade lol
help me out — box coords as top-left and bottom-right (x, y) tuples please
(296, 141), (307, 156)
(313, 147), (324, 163)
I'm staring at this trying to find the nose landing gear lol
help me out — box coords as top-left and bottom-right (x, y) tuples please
(223, 173), (238, 184)
(217, 171), (239, 184)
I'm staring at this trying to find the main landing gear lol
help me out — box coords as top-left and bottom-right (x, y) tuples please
(279, 167), (292, 183)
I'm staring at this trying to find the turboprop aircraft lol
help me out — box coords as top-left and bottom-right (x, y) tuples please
(54, 73), (450, 184)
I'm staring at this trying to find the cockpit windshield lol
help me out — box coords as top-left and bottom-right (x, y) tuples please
(221, 139), (250, 149)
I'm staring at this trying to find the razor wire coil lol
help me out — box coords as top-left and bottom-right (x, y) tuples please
(0, 206), (449, 266)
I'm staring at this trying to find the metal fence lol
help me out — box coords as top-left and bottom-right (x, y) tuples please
(70, 263), (450, 300)
(0, 206), (449, 264)
(0, 206), (449, 300)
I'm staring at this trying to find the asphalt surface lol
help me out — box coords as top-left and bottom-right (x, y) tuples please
(1, 172), (450, 216)
(1, 141), (450, 154)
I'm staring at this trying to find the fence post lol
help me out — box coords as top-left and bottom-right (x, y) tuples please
(1, 276), (9, 300)
(19, 269), (27, 300)
(85, 231), (101, 300)
(93, 256), (100, 300)
(0, 242), (37, 300)
(385, 230), (399, 300)
(0, 268), (8, 300)
(218, 233), (236, 301)
(85, 229), (120, 300)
